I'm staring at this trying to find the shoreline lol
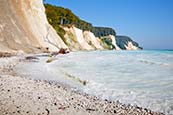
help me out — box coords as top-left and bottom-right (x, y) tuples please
(0, 55), (165, 115)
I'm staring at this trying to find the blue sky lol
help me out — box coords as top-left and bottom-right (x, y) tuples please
(45, 0), (173, 49)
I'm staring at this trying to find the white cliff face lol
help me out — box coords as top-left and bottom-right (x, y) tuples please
(73, 27), (94, 50)
(63, 27), (82, 51)
(0, 0), (67, 53)
(18, 0), (68, 50)
(63, 26), (122, 51)
(63, 26), (104, 51)
(83, 31), (103, 50)
(108, 35), (121, 50)
(125, 42), (139, 50)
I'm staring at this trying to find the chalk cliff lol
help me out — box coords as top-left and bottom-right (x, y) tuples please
(45, 3), (142, 51)
(116, 36), (142, 50)
(63, 26), (104, 51)
(107, 35), (121, 50)
(0, 0), (142, 53)
(0, 0), (67, 53)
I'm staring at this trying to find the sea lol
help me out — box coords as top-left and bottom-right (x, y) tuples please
(16, 50), (173, 114)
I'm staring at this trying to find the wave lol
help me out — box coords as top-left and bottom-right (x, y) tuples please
(139, 60), (170, 66)
(83, 80), (173, 115)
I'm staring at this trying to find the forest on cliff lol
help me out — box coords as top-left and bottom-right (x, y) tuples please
(44, 4), (116, 38)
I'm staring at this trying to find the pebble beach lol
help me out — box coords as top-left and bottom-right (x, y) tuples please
(0, 56), (165, 115)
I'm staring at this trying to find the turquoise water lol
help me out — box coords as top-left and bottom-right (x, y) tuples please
(51, 50), (173, 114)
(16, 50), (173, 114)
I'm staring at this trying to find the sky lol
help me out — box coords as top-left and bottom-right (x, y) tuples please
(45, 0), (173, 50)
